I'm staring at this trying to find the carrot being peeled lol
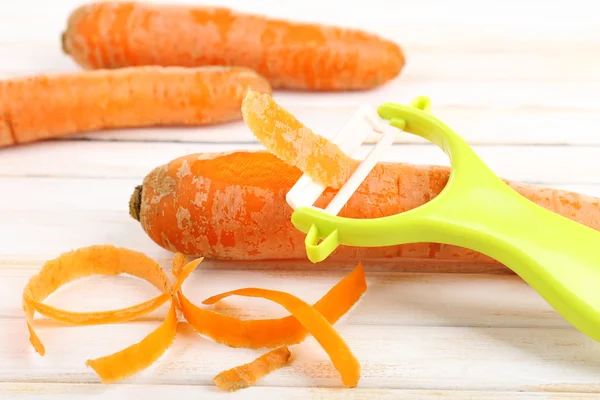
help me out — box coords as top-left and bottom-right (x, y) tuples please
(61, 1), (405, 91)
(129, 147), (600, 267)
(0, 66), (271, 147)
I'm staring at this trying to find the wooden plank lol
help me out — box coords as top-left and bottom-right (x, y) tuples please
(0, 262), (567, 328)
(0, 0), (598, 53)
(1, 383), (599, 399)
(0, 102), (594, 146)
(0, 141), (597, 184)
(3, 319), (600, 391)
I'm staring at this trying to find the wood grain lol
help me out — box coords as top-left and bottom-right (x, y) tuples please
(1, 0), (600, 397)
(4, 320), (600, 390)
(1, 142), (599, 185)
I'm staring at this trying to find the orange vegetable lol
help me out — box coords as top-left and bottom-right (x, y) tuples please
(130, 147), (600, 266)
(203, 289), (360, 388)
(61, 1), (405, 91)
(22, 245), (188, 382)
(213, 346), (292, 391)
(0, 66), (271, 147)
(172, 255), (367, 349)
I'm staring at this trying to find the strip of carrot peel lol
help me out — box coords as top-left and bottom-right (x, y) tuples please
(23, 246), (175, 327)
(23, 247), (365, 388)
(203, 287), (361, 387)
(172, 257), (367, 350)
(213, 346), (292, 391)
(22, 245), (199, 383)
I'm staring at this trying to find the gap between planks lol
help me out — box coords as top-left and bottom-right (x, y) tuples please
(1, 383), (600, 399)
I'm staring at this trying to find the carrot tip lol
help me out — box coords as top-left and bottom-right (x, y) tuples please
(129, 185), (143, 221)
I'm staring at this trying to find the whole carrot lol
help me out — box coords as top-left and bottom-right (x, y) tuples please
(61, 1), (405, 91)
(128, 150), (600, 264)
(0, 66), (271, 147)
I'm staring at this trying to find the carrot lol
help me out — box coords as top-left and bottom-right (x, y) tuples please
(61, 1), (405, 91)
(129, 146), (600, 266)
(0, 66), (271, 147)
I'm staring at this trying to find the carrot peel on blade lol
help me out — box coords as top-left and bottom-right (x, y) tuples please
(213, 346), (292, 391)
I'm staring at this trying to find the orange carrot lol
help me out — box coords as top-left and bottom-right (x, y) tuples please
(0, 66), (271, 147)
(213, 346), (292, 392)
(61, 1), (405, 91)
(129, 148), (600, 266)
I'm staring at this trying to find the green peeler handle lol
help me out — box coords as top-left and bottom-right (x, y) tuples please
(291, 97), (600, 343)
(294, 178), (600, 343)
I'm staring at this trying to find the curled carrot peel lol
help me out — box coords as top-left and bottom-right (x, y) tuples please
(173, 258), (367, 349)
(24, 247), (366, 389)
(203, 288), (361, 387)
(23, 246), (174, 328)
(86, 302), (178, 383)
(22, 245), (193, 382)
(213, 346), (292, 391)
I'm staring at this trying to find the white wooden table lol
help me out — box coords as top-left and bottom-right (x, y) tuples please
(2, 0), (600, 398)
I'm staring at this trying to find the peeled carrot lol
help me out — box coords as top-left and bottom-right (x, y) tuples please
(61, 1), (405, 91)
(0, 66), (271, 147)
(128, 149), (600, 266)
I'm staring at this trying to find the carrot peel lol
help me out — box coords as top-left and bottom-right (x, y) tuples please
(241, 89), (358, 189)
(85, 302), (178, 383)
(22, 245), (193, 382)
(23, 246), (366, 389)
(213, 346), (292, 391)
(173, 259), (367, 350)
(202, 287), (361, 387)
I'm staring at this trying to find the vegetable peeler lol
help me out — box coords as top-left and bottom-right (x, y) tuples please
(286, 96), (600, 344)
